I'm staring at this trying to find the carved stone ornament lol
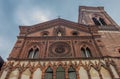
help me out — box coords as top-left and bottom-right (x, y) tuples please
(49, 42), (71, 57)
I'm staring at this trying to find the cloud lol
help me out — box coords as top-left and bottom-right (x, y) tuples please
(14, 6), (52, 25)
(0, 37), (13, 60)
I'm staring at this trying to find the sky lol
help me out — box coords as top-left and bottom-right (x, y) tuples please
(0, 0), (120, 60)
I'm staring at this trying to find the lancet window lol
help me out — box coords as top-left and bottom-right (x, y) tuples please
(92, 17), (101, 26)
(81, 47), (92, 57)
(28, 48), (39, 59)
(92, 17), (107, 26)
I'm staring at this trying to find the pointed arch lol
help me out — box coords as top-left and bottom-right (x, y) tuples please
(100, 67), (112, 79)
(99, 17), (107, 25)
(86, 47), (92, 57)
(28, 48), (34, 58)
(68, 66), (77, 79)
(79, 67), (88, 79)
(45, 66), (53, 79)
(81, 47), (92, 57)
(90, 67), (100, 79)
(33, 68), (42, 79)
(109, 65), (119, 78)
(27, 48), (39, 59)
(9, 69), (19, 79)
(0, 68), (9, 79)
(92, 17), (101, 25)
(81, 47), (86, 57)
(56, 65), (65, 79)
(21, 69), (31, 79)
(33, 48), (39, 58)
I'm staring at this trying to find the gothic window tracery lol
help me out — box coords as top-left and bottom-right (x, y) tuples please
(28, 48), (39, 59)
(92, 17), (107, 26)
(92, 17), (101, 26)
(49, 42), (71, 57)
(99, 18), (107, 25)
(81, 47), (92, 57)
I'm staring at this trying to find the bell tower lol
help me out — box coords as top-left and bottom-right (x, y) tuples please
(78, 6), (119, 30)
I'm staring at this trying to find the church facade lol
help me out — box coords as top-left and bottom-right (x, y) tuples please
(0, 6), (120, 79)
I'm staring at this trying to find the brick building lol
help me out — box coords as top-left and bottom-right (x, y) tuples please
(0, 6), (120, 79)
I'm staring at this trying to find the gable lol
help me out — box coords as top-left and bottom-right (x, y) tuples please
(19, 18), (91, 37)
(27, 25), (91, 37)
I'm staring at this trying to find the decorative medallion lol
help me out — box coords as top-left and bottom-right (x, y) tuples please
(49, 42), (71, 57)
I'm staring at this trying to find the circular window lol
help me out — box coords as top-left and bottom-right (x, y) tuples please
(55, 46), (65, 53)
(49, 42), (71, 57)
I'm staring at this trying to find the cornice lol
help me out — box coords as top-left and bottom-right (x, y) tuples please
(17, 36), (101, 40)
(7, 56), (120, 61)
(19, 18), (89, 35)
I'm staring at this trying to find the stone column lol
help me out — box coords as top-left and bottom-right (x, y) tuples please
(87, 70), (91, 79)
(65, 68), (68, 79)
(30, 71), (34, 79)
(76, 70), (80, 79)
(42, 71), (45, 79)
(5, 70), (12, 79)
(53, 69), (56, 79)
(18, 71), (22, 79)
(98, 70), (103, 79)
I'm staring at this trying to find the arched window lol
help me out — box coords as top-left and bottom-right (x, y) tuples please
(81, 48), (86, 57)
(56, 66), (65, 79)
(86, 48), (92, 57)
(28, 48), (39, 59)
(81, 47), (92, 57)
(68, 66), (77, 79)
(28, 49), (34, 58)
(99, 18), (107, 25)
(92, 17), (101, 26)
(33, 48), (39, 58)
(45, 67), (53, 79)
